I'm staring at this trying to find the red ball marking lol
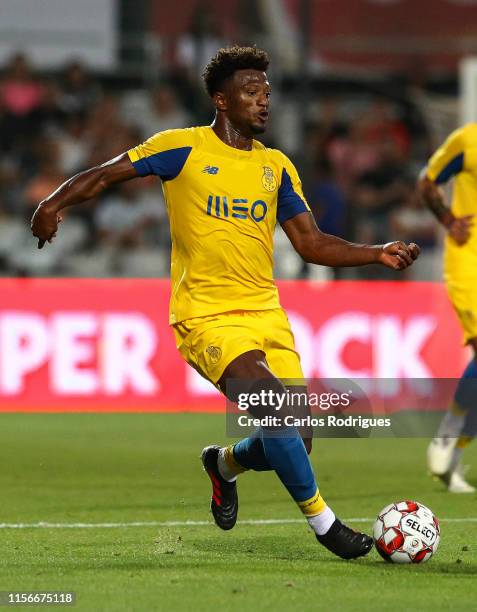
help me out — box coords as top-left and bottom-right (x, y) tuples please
(389, 530), (405, 550)
(375, 538), (392, 562)
(413, 548), (430, 563)
(378, 530), (405, 556)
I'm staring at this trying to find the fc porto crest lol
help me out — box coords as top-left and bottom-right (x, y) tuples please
(262, 166), (277, 192)
(206, 345), (222, 364)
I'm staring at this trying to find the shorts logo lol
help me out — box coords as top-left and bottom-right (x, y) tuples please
(457, 308), (475, 328)
(262, 166), (277, 192)
(206, 345), (222, 363)
(462, 310), (475, 323)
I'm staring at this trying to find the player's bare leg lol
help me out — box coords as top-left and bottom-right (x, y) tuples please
(202, 349), (373, 559)
(428, 338), (477, 493)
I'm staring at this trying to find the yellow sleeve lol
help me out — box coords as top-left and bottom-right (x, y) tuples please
(276, 152), (311, 224)
(426, 125), (469, 184)
(127, 128), (195, 179)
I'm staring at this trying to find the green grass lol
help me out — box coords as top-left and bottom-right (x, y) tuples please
(0, 414), (476, 611)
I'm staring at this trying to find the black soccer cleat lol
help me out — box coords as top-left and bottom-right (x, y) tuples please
(316, 518), (373, 560)
(201, 445), (238, 531)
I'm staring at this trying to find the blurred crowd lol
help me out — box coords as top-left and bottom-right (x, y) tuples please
(299, 96), (442, 280)
(0, 49), (443, 280)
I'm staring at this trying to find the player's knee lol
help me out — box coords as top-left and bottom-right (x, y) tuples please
(246, 377), (289, 419)
(219, 350), (276, 403)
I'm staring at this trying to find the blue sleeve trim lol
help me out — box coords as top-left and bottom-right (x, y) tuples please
(131, 146), (192, 180)
(435, 152), (464, 184)
(277, 168), (308, 224)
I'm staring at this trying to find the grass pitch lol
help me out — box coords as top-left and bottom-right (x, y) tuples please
(0, 413), (476, 611)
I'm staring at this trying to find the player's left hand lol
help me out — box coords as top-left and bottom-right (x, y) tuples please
(379, 241), (420, 270)
(30, 204), (62, 249)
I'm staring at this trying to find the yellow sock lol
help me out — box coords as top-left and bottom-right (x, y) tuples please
(217, 445), (248, 481)
(450, 401), (467, 417)
(456, 435), (473, 449)
(300, 490), (336, 535)
(297, 489), (327, 517)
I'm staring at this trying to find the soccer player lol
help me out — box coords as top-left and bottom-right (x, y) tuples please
(31, 47), (419, 558)
(419, 124), (477, 493)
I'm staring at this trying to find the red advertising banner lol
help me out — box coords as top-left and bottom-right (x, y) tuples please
(0, 279), (467, 412)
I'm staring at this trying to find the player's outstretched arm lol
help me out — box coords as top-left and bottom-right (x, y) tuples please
(282, 212), (420, 270)
(417, 173), (473, 246)
(30, 153), (138, 249)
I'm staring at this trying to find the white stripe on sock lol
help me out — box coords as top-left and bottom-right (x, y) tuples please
(217, 447), (238, 482)
(307, 506), (336, 536)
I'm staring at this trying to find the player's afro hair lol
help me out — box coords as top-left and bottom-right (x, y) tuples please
(202, 45), (270, 97)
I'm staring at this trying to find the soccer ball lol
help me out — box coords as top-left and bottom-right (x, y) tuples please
(373, 500), (440, 563)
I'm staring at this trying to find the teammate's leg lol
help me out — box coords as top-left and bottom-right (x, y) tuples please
(204, 349), (372, 559)
(428, 339), (477, 492)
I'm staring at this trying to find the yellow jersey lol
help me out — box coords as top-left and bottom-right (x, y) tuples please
(127, 126), (309, 324)
(426, 123), (477, 282)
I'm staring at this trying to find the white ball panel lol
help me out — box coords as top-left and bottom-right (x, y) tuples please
(373, 518), (384, 541)
(383, 509), (402, 529)
(390, 550), (412, 564)
(415, 504), (434, 522)
(383, 528), (399, 546)
(395, 501), (414, 512)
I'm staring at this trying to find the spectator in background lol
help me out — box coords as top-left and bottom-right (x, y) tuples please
(390, 184), (437, 250)
(0, 98), (9, 153)
(172, 2), (226, 121)
(0, 52), (44, 118)
(54, 113), (90, 175)
(351, 136), (410, 278)
(176, 4), (225, 81)
(327, 116), (380, 195)
(94, 180), (166, 250)
(60, 60), (100, 117)
(303, 97), (418, 279)
(0, 157), (22, 216)
(121, 83), (191, 141)
(23, 139), (65, 216)
(362, 99), (410, 162)
(326, 100), (410, 197)
(352, 140), (408, 241)
(36, 78), (66, 135)
(304, 157), (348, 279)
(308, 158), (347, 240)
(308, 98), (347, 166)
(85, 93), (138, 166)
(0, 52), (44, 149)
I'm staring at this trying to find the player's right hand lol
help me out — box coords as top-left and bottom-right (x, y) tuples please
(379, 241), (420, 270)
(447, 215), (473, 245)
(30, 203), (62, 249)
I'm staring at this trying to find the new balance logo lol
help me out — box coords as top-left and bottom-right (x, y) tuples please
(202, 165), (219, 174)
